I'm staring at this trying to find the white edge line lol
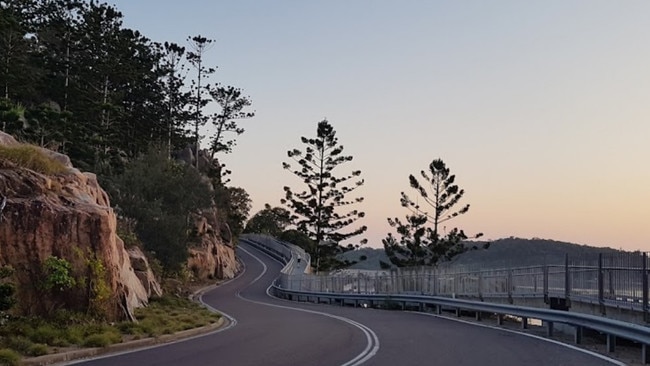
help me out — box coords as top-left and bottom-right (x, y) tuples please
(238, 244), (380, 366)
(61, 264), (249, 365)
(408, 311), (627, 366)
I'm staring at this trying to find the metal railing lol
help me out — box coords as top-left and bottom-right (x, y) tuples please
(242, 237), (650, 364)
(276, 251), (650, 322)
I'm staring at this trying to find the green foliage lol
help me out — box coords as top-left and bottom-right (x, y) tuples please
(2, 336), (32, 354)
(0, 266), (15, 313)
(0, 144), (66, 175)
(213, 185), (251, 239)
(116, 218), (140, 248)
(279, 230), (317, 255)
(383, 159), (482, 267)
(42, 257), (76, 291)
(244, 204), (292, 237)
(187, 35), (217, 170)
(85, 256), (111, 317)
(0, 1), (252, 176)
(82, 332), (121, 348)
(110, 147), (213, 275)
(0, 349), (20, 366)
(130, 295), (220, 337)
(208, 85), (254, 158)
(281, 120), (367, 271)
(26, 343), (48, 357)
(29, 324), (58, 345)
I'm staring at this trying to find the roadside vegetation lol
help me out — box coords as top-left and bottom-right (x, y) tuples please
(0, 144), (66, 175)
(0, 295), (219, 364)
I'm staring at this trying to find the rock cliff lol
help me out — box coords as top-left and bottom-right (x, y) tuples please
(174, 145), (241, 281)
(0, 132), (159, 320)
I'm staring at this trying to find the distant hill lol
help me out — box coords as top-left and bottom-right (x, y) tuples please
(339, 237), (625, 271)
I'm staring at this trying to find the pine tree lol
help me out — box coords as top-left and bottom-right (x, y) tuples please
(159, 41), (190, 158)
(186, 35), (215, 169)
(383, 158), (482, 267)
(282, 119), (367, 271)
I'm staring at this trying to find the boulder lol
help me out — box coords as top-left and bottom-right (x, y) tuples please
(0, 132), (159, 320)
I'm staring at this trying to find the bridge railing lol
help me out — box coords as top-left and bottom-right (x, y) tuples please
(243, 238), (650, 364)
(274, 251), (649, 323)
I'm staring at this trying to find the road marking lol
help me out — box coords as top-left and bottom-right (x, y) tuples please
(238, 244), (380, 366)
(62, 266), (249, 365)
(409, 312), (626, 366)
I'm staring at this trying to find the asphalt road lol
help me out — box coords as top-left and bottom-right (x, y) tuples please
(69, 243), (621, 366)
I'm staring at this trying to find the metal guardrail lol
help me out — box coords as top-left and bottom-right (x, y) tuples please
(271, 286), (650, 363)
(239, 234), (311, 275)
(243, 237), (650, 364)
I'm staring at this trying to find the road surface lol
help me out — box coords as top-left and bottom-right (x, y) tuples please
(69, 242), (620, 366)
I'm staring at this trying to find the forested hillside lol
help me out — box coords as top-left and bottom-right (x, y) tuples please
(340, 237), (626, 270)
(0, 0), (254, 278)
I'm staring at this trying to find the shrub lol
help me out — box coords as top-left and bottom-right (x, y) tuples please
(0, 144), (66, 175)
(26, 343), (48, 357)
(3, 336), (33, 354)
(64, 325), (85, 345)
(0, 348), (20, 366)
(82, 332), (120, 348)
(43, 256), (76, 291)
(30, 324), (60, 345)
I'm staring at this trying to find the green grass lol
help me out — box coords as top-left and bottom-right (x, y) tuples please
(0, 144), (67, 175)
(0, 295), (220, 359)
(0, 349), (20, 366)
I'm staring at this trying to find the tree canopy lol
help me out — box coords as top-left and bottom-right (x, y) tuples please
(281, 120), (367, 271)
(0, 1), (252, 176)
(383, 158), (482, 267)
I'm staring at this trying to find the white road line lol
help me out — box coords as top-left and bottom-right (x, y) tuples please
(62, 266), (248, 365)
(408, 312), (627, 366)
(238, 244), (380, 366)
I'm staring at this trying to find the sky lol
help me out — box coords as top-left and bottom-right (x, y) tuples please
(109, 0), (650, 251)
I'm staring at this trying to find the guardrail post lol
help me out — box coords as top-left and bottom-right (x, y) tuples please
(607, 334), (616, 353)
(507, 269), (513, 304)
(543, 263), (549, 304)
(574, 326), (582, 345)
(521, 317), (528, 329)
(642, 344), (648, 365)
(357, 272), (361, 294)
(598, 253), (605, 315)
(546, 321), (554, 337)
(564, 254), (571, 308)
(641, 253), (650, 324)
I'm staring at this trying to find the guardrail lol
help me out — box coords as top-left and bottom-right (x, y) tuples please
(239, 234), (311, 275)
(242, 237), (650, 364)
(278, 252), (650, 323)
(271, 286), (650, 363)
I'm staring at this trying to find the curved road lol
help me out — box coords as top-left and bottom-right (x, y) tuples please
(69, 243), (620, 366)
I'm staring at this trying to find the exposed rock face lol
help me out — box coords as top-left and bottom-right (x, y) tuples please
(173, 145), (240, 281)
(127, 247), (162, 298)
(187, 205), (240, 280)
(0, 132), (159, 320)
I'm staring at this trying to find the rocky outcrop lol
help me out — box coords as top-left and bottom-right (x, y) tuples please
(127, 247), (162, 298)
(0, 132), (159, 320)
(174, 145), (240, 281)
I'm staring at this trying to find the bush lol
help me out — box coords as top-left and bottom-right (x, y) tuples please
(81, 332), (120, 348)
(27, 343), (48, 357)
(63, 325), (84, 345)
(30, 324), (60, 345)
(3, 336), (33, 354)
(0, 144), (66, 175)
(0, 349), (20, 366)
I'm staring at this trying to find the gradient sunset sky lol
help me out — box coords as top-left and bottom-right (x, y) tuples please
(110, 0), (649, 251)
